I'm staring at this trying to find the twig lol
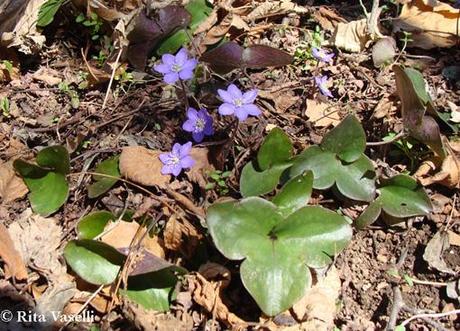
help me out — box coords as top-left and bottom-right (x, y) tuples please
(367, 131), (407, 146)
(400, 307), (459, 330)
(102, 46), (123, 110)
(386, 286), (404, 331)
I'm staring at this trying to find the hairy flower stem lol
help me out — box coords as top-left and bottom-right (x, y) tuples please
(179, 79), (190, 111)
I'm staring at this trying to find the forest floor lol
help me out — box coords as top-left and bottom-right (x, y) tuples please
(0, 0), (459, 330)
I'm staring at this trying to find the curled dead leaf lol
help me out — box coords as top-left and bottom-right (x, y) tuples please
(393, 0), (459, 49)
(290, 267), (341, 330)
(313, 6), (347, 32)
(423, 230), (456, 274)
(164, 214), (203, 258)
(186, 147), (215, 189)
(331, 18), (381, 53)
(119, 146), (170, 187)
(187, 273), (247, 328)
(0, 161), (28, 203)
(0, 223), (28, 280)
(305, 99), (340, 127)
(100, 220), (166, 258)
(246, 0), (308, 21)
(8, 209), (64, 277)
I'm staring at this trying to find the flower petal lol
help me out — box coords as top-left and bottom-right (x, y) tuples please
(242, 104), (261, 116)
(187, 107), (198, 120)
(161, 164), (174, 175)
(228, 84), (243, 99)
(242, 89), (258, 104)
(161, 54), (175, 66)
(175, 48), (188, 65)
(234, 107), (249, 121)
(179, 141), (193, 157)
(180, 155), (195, 169)
(154, 63), (171, 74)
(192, 132), (204, 143)
(182, 119), (195, 132)
(159, 153), (171, 164)
(182, 59), (198, 71)
(164, 72), (179, 84)
(217, 89), (234, 103)
(171, 164), (183, 177)
(179, 68), (194, 80)
(204, 122), (214, 135)
(218, 103), (235, 116)
(172, 143), (181, 155)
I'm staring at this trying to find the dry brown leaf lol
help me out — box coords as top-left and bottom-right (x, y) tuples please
(202, 13), (249, 46)
(0, 223), (28, 280)
(313, 6), (347, 32)
(448, 230), (460, 247)
(372, 97), (396, 119)
(393, 0), (459, 49)
(188, 273), (247, 328)
(119, 146), (170, 187)
(305, 99), (340, 127)
(8, 209), (64, 276)
(415, 142), (460, 188)
(246, 0), (308, 21)
(0, 0), (47, 54)
(259, 88), (300, 113)
(71, 0), (124, 21)
(423, 230), (456, 274)
(164, 214), (203, 257)
(100, 220), (166, 258)
(32, 67), (62, 86)
(290, 267), (341, 331)
(186, 147), (215, 189)
(331, 18), (379, 53)
(0, 161), (28, 203)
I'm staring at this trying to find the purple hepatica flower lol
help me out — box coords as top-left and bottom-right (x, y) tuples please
(217, 84), (261, 121)
(159, 142), (195, 176)
(182, 107), (214, 143)
(454, 0), (460, 8)
(315, 75), (333, 98)
(154, 48), (198, 84)
(312, 47), (334, 63)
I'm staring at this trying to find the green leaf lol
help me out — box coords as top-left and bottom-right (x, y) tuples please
(37, 0), (65, 27)
(335, 155), (376, 202)
(272, 171), (313, 217)
(378, 174), (432, 218)
(395, 325), (406, 331)
(290, 146), (339, 190)
(321, 114), (366, 163)
(273, 206), (352, 268)
(207, 198), (283, 260)
(355, 200), (382, 229)
(257, 128), (293, 171)
(240, 243), (311, 316)
(120, 269), (180, 311)
(207, 197), (352, 315)
(36, 145), (70, 174)
(240, 162), (291, 197)
(64, 240), (125, 285)
(87, 156), (120, 198)
(77, 211), (116, 239)
(14, 159), (68, 216)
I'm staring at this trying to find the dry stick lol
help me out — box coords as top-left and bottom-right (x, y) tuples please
(102, 46), (123, 110)
(59, 284), (104, 331)
(400, 308), (460, 329)
(366, 131), (407, 146)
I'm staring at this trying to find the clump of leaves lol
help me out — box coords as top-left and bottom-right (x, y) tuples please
(205, 170), (231, 195)
(76, 12), (104, 41)
(207, 171), (352, 316)
(14, 146), (70, 216)
(65, 210), (186, 311)
(355, 174), (432, 229)
(393, 65), (445, 158)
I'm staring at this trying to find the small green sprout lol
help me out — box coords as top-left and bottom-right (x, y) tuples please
(0, 96), (10, 117)
(76, 12), (103, 40)
(205, 170), (231, 195)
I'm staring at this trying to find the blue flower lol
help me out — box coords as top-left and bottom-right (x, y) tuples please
(312, 48), (334, 63)
(159, 142), (195, 176)
(217, 84), (261, 121)
(315, 75), (333, 98)
(154, 48), (198, 84)
(182, 108), (214, 143)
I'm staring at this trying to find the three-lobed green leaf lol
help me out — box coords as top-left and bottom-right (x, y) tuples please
(207, 196), (352, 315)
